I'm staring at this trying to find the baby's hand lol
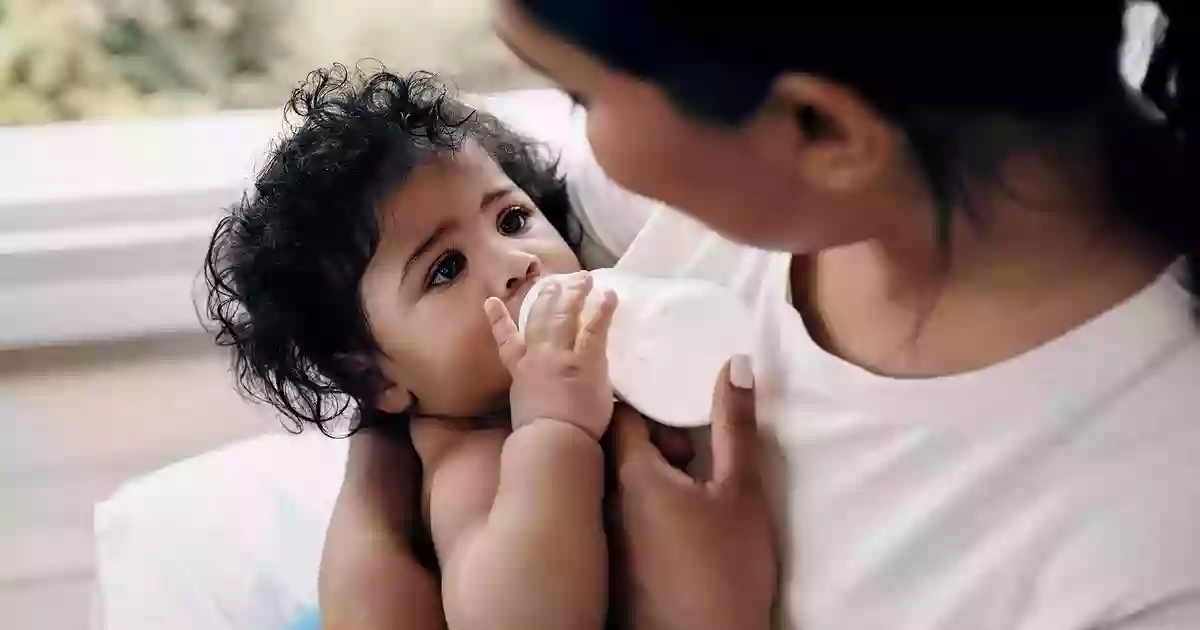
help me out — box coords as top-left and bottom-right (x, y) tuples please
(485, 271), (618, 440)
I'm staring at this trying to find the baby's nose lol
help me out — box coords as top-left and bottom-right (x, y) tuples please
(504, 257), (540, 293)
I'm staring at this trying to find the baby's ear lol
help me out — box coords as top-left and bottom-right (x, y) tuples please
(335, 352), (413, 414)
(376, 384), (414, 415)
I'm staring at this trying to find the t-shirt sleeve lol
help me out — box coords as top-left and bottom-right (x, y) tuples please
(477, 89), (578, 158)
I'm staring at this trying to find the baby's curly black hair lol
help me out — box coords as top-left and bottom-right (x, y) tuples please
(204, 64), (578, 436)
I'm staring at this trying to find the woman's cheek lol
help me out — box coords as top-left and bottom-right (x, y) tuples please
(585, 108), (665, 198)
(584, 110), (632, 187)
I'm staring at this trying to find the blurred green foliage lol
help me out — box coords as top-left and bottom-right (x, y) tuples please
(0, 0), (537, 126)
(0, 0), (297, 125)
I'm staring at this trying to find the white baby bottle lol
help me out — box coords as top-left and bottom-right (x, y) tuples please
(517, 269), (753, 428)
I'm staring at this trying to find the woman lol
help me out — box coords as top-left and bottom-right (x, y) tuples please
(322, 2), (1200, 629)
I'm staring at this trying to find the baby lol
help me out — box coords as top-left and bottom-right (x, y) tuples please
(204, 65), (629, 629)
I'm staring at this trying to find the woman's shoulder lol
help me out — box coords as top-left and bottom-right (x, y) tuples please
(1027, 328), (1200, 625)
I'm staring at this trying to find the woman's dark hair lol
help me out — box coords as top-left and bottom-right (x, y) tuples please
(204, 64), (577, 436)
(519, 1), (1199, 314)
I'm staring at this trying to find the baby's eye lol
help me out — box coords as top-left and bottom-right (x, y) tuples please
(497, 206), (531, 236)
(426, 251), (466, 289)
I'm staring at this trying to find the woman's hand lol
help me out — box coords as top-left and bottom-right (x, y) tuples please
(486, 271), (619, 439)
(610, 358), (777, 630)
(319, 428), (444, 630)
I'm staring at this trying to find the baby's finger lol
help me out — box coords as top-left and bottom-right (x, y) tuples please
(525, 280), (562, 345)
(484, 297), (525, 372)
(577, 290), (617, 359)
(552, 272), (594, 349)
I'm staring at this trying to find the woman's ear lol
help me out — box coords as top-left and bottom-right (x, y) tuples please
(755, 73), (899, 194)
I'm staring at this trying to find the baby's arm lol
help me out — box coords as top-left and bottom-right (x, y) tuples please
(459, 420), (606, 629)
(418, 419), (606, 630)
(427, 273), (617, 630)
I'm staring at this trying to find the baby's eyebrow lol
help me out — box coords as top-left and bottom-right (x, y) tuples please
(479, 186), (516, 211)
(402, 221), (452, 280)
(400, 186), (518, 280)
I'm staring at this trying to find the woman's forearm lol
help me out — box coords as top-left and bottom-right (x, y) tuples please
(319, 536), (444, 630)
(445, 419), (608, 630)
(320, 431), (446, 630)
(319, 486), (446, 630)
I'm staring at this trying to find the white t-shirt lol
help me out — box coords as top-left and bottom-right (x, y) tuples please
(558, 106), (1200, 630)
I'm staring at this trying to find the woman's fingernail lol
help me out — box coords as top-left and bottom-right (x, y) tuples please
(730, 354), (754, 390)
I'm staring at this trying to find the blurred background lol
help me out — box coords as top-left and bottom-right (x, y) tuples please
(0, 0), (539, 124)
(0, 0), (539, 627)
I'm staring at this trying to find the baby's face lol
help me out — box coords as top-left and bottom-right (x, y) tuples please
(360, 145), (581, 418)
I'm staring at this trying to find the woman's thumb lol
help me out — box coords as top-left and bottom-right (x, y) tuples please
(710, 354), (759, 489)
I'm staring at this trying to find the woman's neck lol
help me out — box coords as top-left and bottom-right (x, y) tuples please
(794, 151), (1172, 378)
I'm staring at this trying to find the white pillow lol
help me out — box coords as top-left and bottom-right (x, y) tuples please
(94, 431), (346, 630)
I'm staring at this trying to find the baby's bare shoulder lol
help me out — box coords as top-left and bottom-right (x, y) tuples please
(411, 415), (509, 469)
(410, 416), (509, 561)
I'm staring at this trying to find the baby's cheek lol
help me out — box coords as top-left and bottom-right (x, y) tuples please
(428, 313), (513, 414)
(546, 244), (585, 276)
